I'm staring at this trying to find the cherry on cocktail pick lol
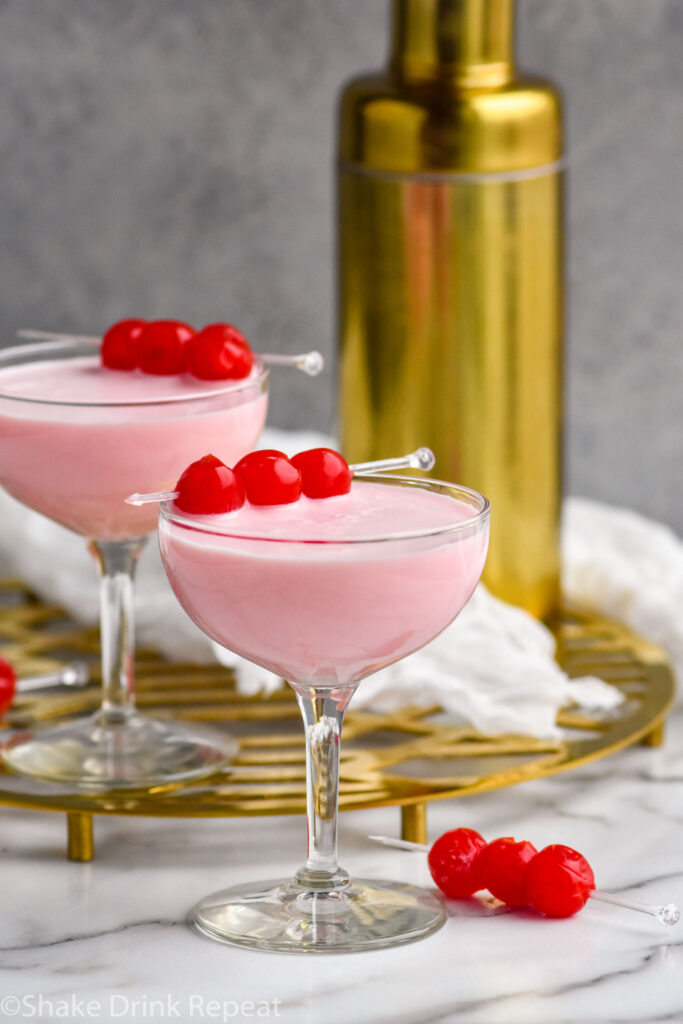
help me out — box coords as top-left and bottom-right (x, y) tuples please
(369, 834), (680, 927)
(291, 448), (353, 498)
(137, 320), (196, 375)
(174, 455), (246, 515)
(17, 330), (324, 378)
(186, 324), (254, 380)
(477, 836), (538, 907)
(126, 446), (437, 508)
(525, 844), (594, 918)
(427, 828), (487, 898)
(100, 319), (147, 370)
(234, 450), (302, 506)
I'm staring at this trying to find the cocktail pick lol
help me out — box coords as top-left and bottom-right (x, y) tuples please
(1, 657), (90, 718)
(368, 835), (680, 927)
(16, 661), (90, 693)
(351, 447), (435, 474)
(16, 330), (324, 377)
(125, 447), (436, 507)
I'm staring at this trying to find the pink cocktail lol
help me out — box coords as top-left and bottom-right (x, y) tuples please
(0, 339), (268, 787)
(161, 482), (487, 686)
(0, 352), (267, 539)
(159, 473), (489, 953)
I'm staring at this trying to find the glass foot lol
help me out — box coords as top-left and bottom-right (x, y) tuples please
(1, 711), (236, 788)
(191, 876), (447, 954)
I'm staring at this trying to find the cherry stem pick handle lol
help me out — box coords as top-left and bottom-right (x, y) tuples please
(368, 835), (679, 927)
(588, 889), (679, 926)
(16, 331), (324, 377)
(350, 447), (435, 474)
(16, 661), (90, 692)
(370, 835), (429, 852)
(126, 490), (179, 507)
(127, 447), (437, 507)
(17, 329), (101, 345)
(257, 350), (324, 376)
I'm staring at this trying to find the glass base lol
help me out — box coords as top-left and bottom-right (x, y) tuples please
(1, 711), (237, 789)
(191, 875), (447, 954)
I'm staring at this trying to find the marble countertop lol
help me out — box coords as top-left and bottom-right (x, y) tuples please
(2, 711), (682, 1024)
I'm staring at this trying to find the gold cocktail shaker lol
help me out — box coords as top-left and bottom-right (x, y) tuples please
(337, 0), (563, 621)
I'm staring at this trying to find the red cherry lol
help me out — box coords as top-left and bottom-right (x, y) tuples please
(234, 450), (302, 506)
(290, 448), (353, 499)
(187, 324), (254, 381)
(0, 657), (17, 717)
(427, 828), (487, 899)
(174, 454), (246, 514)
(525, 844), (595, 918)
(477, 837), (538, 907)
(100, 318), (147, 370)
(137, 320), (195, 375)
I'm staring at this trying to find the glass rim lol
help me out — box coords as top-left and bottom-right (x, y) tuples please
(0, 339), (269, 408)
(160, 474), (490, 546)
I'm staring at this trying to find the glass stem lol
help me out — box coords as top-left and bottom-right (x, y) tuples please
(88, 538), (147, 725)
(293, 684), (357, 890)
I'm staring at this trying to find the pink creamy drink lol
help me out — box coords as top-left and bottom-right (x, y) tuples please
(0, 354), (268, 539)
(159, 478), (489, 686)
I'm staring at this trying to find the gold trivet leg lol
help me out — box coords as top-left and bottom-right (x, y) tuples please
(401, 803), (427, 845)
(67, 812), (94, 862)
(641, 723), (665, 748)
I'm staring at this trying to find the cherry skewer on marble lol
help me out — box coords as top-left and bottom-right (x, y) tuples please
(126, 447), (436, 507)
(369, 835), (680, 926)
(16, 329), (324, 377)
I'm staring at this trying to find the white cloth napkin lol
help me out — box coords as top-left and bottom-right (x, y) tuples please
(562, 497), (683, 682)
(0, 428), (679, 737)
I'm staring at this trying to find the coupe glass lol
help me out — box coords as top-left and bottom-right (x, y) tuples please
(0, 338), (268, 787)
(159, 474), (489, 953)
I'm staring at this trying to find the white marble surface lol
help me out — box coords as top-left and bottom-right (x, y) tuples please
(1, 712), (682, 1024)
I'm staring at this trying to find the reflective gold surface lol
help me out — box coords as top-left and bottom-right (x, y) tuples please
(0, 579), (673, 860)
(337, 0), (563, 620)
(389, 0), (515, 90)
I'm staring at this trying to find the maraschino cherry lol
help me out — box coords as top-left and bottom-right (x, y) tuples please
(137, 320), (196, 375)
(427, 828), (487, 899)
(234, 450), (302, 506)
(291, 448), (352, 498)
(100, 318), (147, 370)
(0, 657), (17, 717)
(525, 844), (595, 918)
(174, 455), (245, 515)
(477, 836), (538, 907)
(187, 324), (254, 380)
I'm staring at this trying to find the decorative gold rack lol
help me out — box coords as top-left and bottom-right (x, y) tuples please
(0, 579), (673, 862)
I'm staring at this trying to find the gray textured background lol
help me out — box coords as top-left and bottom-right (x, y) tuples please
(0, 0), (680, 531)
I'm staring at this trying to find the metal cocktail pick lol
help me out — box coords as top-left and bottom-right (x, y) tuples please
(369, 835), (680, 927)
(126, 447), (436, 507)
(16, 330), (324, 377)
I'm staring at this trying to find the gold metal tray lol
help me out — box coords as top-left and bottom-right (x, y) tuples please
(0, 578), (674, 861)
